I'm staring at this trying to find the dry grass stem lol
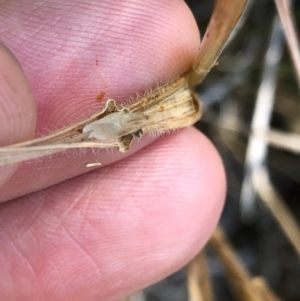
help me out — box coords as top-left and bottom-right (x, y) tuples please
(0, 77), (201, 166)
(253, 167), (300, 257)
(255, 129), (300, 154)
(187, 250), (213, 301)
(240, 16), (284, 218)
(204, 111), (300, 155)
(274, 0), (300, 91)
(209, 227), (262, 301)
(189, 0), (249, 86)
(251, 277), (282, 301)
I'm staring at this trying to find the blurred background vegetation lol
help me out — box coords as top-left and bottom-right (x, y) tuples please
(140, 0), (300, 300)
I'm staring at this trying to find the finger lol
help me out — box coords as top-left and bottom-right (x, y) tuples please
(0, 127), (226, 301)
(0, 0), (200, 201)
(0, 42), (36, 187)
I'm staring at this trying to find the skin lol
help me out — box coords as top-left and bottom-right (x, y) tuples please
(0, 1), (226, 300)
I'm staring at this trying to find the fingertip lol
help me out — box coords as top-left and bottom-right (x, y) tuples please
(133, 127), (226, 266)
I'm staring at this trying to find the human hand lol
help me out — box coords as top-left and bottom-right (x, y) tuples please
(0, 1), (225, 300)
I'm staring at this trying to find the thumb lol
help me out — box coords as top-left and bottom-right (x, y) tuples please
(0, 42), (36, 186)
